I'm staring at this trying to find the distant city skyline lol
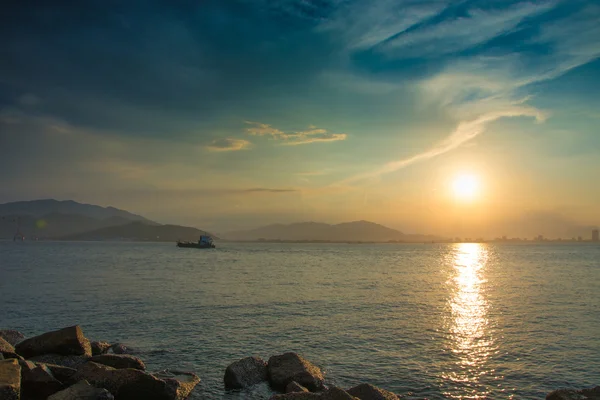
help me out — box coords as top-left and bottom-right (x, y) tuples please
(1, 1), (599, 237)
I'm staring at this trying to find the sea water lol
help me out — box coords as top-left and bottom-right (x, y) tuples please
(1, 241), (599, 399)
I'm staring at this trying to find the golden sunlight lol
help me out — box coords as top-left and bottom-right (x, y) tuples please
(452, 174), (480, 201)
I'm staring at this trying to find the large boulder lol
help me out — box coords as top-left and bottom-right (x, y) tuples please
(16, 326), (92, 358)
(286, 381), (309, 393)
(19, 359), (64, 399)
(268, 353), (325, 392)
(29, 354), (89, 369)
(547, 387), (600, 400)
(91, 342), (112, 356)
(74, 361), (199, 400)
(48, 380), (114, 400)
(90, 355), (145, 371)
(270, 387), (358, 400)
(37, 364), (78, 386)
(0, 331), (25, 347)
(0, 359), (21, 400)
(346, 383), (400, 400)
(0, 337), (21, 359)
(224, 356), (268, 389)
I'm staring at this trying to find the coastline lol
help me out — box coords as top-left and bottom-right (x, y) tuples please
(1, 325), (598, 399)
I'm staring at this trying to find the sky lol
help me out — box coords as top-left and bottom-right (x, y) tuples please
(1, 0), (599, 237)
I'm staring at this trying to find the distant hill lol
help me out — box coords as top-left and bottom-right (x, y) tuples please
(0, 199), (157, 240)
(224, 220), (441, 242)
(60, 221), (217, 242)
(0, 213), (136, 239)
(0, 199), (151, 222)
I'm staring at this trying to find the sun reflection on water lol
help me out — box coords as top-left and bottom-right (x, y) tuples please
(442, 243), (496, 399)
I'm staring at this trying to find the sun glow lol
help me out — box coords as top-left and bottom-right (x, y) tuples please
(452, 174), (480, 201)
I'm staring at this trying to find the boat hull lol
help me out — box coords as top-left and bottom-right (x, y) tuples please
(176, 242), (215, 249)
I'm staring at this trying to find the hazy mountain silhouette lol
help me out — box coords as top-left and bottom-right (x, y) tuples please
(494, 211), (598, 239)
(0, 199), (157, 239)
(0, 213), (138, 239)
(225, 220), (442, 242)
(0, 199), (151, 222)
(60, 221), (216, 242)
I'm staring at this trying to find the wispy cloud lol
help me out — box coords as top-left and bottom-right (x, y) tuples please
(205, 138), (252, 152)
(340, 106), (546, 185)
(243, 188), (297, 193)
(333, 1), (600, 184)
(295, 170), (328, 176)
(244, 122), (347, 145)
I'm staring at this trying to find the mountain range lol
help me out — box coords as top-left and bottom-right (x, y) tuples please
(0, 199), (151, 222)
(0, 199), (213, 241)
(1, 199), (444, 243)
(224, 220), (442, 242)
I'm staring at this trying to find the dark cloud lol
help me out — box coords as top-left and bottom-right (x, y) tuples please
(0, 0), (340, 138)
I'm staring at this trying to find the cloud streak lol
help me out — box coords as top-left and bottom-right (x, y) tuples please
(245, 121), (347, 145)
(333, 1), (600, 185)
(205, 138), (252, 152)
(339, 106), (546, 185)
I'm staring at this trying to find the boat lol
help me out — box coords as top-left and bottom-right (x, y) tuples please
(176, 235), (216, 249)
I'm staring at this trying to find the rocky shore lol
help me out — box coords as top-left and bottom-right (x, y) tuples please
(1, 325), (598, 399)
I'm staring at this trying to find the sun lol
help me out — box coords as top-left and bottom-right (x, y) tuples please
(452, 174), (480, 201)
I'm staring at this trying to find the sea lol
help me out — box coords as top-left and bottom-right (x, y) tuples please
(1, 241), (599, 399)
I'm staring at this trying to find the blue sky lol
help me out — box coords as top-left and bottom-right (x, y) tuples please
(1, 0), (599, 236)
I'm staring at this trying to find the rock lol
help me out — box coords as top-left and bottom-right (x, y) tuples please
(268, 352), (325, 392)
(0, 337), (20, 359)
(29, 354), (89, 369)
(109, 344), (130, 355)
(91, 342), (112, 356)
(48, 380), (114, 400)
(0, 331), (25, 347)
(224, 356), (268, 389)
(153, 370), (201, 400)
(0, 359), (21, 400)
(90, 355), (145, 371)
(36, 363), (78, 386)
(270, 387), (358, 400)
(75, 361), (199, 400)
(286, 381), (309, 393)
(346, 383), (400, 400)
(547, 387), (600, 400)
(19, 359), (65, 399)
(15, 326), (92, 358)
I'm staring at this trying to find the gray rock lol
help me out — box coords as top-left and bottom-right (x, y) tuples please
(16, 326), (92, 358)
(29, 354), (90, 369)
(90, 355), (145, 370)
(20, 359), (65, 399)
(286, 381), (309, 393)
(0, 336), (20, 359)
(108, 344), (130, 355)
(0, 331), (25, 347)
(0, 359), (21, 400)
(48, 380), (114, 400)
(547, 387), (600, 400)
(224, 356), (268, 389)
(270, 387), (358, 400)
(35, 363), (78, 386)
(91, 342), (112, 356)
(346, 383), (400, 400)
(75, 361), (199, 400)
(268, 353), (325, 392)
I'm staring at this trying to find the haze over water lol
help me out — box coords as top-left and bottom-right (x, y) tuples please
(2, 241), (598, 399)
